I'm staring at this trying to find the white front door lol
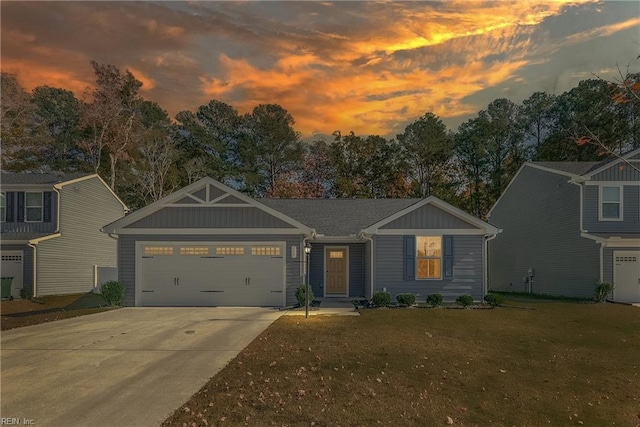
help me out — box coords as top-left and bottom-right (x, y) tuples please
(613, 251), (640, 303)
(1, 251), (24, 299)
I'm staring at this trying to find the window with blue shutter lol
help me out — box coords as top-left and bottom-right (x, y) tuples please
(43, 192), (53, 223)
(443, 236), (454, 278)
(5, 192), (14, 222)
(16, 192), (25, 223)
(403, 235), (416, 281)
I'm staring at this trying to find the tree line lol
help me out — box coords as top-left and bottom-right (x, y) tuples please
(1, 61), (638, 217)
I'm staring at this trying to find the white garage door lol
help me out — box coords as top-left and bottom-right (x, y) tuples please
(614, 251), (640, 303)
(1, 251), (24, 299)
(137, 242), (285, 307)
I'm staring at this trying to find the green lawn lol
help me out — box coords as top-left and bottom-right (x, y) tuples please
(163, 300), (640, 426)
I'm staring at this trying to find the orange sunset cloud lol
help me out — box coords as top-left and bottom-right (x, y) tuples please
(1, 1), (637, 137)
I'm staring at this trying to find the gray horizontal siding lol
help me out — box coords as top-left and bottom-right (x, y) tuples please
(374, 234), (484, 302)
(126, 206), (296, 229)
(308, 243), (366, 298)
(583, 185), (640, 234)
(0, 244), (33, 293)
(489, 166), (600, 298)
(35, 177), (125, 296)
(119, 234), (304, 306)
(381, 204), (476, 229)
(590, 163), (640, 181)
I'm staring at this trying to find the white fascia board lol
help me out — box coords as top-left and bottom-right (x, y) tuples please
(0, 184), (56, 191)
(1, 239), (30, 245)
(115, 228), (306, 235)
(364, 196), (497, 235)
(310, 235), (362, 243)
(375, 228), (489, 236)
(55, 174), (129, 212)
(29, 233), (62, 244)
(581, 147), (640, 179)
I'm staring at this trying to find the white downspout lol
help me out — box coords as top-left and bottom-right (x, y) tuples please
(52, 186), (61, 233)
(484, 233), (498, 297)
(360, 233), (375, 299)
(27, 242), (37, 298)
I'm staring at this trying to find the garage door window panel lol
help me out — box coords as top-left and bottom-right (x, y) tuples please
(216, 247), (245, 255)
(251, 247), (281, 256)
(180, 247), (209, 256)
(144, 246), (174, 256)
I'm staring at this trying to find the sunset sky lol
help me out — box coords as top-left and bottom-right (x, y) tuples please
(1, 1), (639, 138)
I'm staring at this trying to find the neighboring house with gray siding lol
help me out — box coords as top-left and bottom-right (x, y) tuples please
(488, 148), (640, 303)
(1, 173), (128, 298)
(102, 177), (499, 307)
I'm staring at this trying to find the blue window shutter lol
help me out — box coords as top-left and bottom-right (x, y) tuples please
(5, 192), (15, 222)
(443, 236), (454, 278)
(16, 192), (25, 223)
(43, 192), (53, 223)
(403, 235), (415, 281)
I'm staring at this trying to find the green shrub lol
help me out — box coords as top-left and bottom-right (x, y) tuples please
(484, 293), (504, 307)
(20, 287), (33, 300)
(295, 284), (314, 307)
(456, 294), (474, 308)
(396, 293), (416, 306)
(594, 280), (613, 303)
(101, 280), (125, 306)
(372, 291), (391, 307)
(426, 293), (443, 307)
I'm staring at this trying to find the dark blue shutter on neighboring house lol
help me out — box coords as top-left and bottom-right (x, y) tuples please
(43, 192), (53, 223)
(16, 192), (25, 223)
(443, 236), (454, 278)
(5, 192), (15, 222)
(403, 235), (416, 281)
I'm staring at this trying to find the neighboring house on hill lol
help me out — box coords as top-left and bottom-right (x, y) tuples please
(488, 148), (640, 303)
(102, 177), (499, 307)
(1, 172), (128, 298)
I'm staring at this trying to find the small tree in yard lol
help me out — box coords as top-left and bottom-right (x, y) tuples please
(594, 281), (614, 303)
(295, 284), (314, 307)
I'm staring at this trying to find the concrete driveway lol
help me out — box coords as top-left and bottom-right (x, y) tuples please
(1, 307), (284, 426)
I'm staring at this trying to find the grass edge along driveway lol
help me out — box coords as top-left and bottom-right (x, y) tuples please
(164, 300), (640, 426)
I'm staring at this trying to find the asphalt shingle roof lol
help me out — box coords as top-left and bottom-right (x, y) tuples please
(0, 172), (90, 185)
(0, 232), (57, 242)
(259, 198), (421, 236)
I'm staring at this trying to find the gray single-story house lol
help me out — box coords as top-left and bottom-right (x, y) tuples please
(102, 177), (499, 307)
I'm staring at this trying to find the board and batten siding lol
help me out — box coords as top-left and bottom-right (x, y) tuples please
(119, 234), (304, 306)
(308, 242), (366, 298)
(590, 161), (640, 181)
(583, 185), (640, 234)
(35, 177), (126, 296)
(374, 234), (484, 301)
(125, 207), (296, 229)
(381, 204), (476, 229)
(488, 166), (600, 298)
(364, 240), (372, 299)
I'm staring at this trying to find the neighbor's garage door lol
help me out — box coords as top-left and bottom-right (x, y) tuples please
(137, 242), (285, 307)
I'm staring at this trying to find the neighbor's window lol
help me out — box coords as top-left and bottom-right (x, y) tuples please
(25, 192), (43, 222)
(601, 186), (621, 220)
(0, 192), (5, 222)
(416, 236), (441, 279)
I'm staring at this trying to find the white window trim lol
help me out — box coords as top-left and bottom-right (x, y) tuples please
(0, 192), (5, 223)
(25, 191), (43, 223)
(598, 185), (624, 222)
(416, 235), (443, 280)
